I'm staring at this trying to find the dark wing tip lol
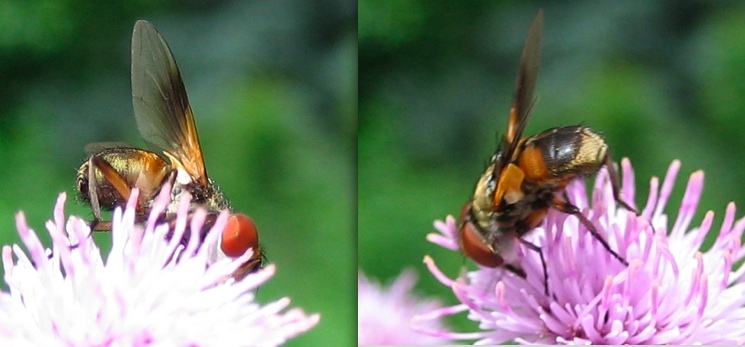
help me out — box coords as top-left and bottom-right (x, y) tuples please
(516, 9), (543, 111)
(535, 9), (544, 25)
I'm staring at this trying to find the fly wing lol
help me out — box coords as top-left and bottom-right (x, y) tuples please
(498, 10), (542, 170)
(131, 20), (208, 186)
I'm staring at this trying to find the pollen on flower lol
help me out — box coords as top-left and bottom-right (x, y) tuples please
(417, 159), (745, 344)
(0, 185), (319, 347)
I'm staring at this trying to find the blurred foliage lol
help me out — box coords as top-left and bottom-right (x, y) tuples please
(359, 0), (745, 337)
(0, 1), (355, 346)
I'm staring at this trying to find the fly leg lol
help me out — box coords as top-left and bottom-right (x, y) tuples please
(499, 240), (549, 296)
(86, 155), (132, 231)
(516, 239), (549, 295)
(62, 155), (130, 254)
(604, 155), (659, 259)
(504, 264), (526, 278)
(551, 196), (628, 266)
(605, 154), (636, 213)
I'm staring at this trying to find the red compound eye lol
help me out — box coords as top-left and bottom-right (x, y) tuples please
(458, 202), (504, 268)
(459, 221), (504, 268)
(221, 213), (259, 257)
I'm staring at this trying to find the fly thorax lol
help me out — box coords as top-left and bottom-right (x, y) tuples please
(472, 165), (496, 217)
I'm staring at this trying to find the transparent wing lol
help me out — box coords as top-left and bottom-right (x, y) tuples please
(498, 10), (542, 170)
(131, 20), (207, 185)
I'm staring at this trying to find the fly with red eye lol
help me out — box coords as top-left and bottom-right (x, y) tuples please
(76, 20), (263, 278)
(458, 10), (635, 295)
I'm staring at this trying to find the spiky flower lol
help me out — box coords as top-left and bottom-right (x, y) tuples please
(0, 187), (319, 346)
(358, 269), (451, 345)
(419, 159), (745, 344)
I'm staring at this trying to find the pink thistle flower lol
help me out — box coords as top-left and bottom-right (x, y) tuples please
(0, 186), (319, 346)
(418, 159), (745, 344)
(358, 269), (451, 345)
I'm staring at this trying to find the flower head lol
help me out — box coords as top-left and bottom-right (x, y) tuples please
(419, 159), (745, 344)
(358, 269), (451, 345)
(0, 186), (319, 346)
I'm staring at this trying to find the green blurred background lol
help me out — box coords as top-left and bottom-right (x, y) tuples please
(359, 0), (745, 337)
(0, 1), (355, 346)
